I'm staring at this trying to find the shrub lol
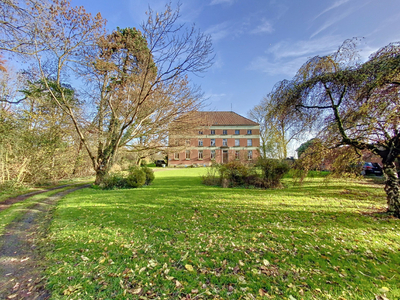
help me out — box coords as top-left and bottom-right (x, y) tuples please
(141, 166), (155, 185)
(101, 173), (128, 189)
(219, 161), (252, 187)
(201, 163), (220, 186)
(127, 167), (146, 188)
(99, 165), (154, 189)
(202, 160), (289, 189)
(257, 158), (290, 188)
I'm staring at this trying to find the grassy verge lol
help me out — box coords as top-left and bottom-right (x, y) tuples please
(0, 182), (91, 239)
(45, 169), (399, 299)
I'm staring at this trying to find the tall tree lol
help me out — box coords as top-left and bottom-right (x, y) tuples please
(26, 3), (211, 184)
(271, 39), (400, 217)
(249, 96), (310, 159)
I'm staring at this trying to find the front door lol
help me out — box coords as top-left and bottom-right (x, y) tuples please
(223, 150), (228, 163)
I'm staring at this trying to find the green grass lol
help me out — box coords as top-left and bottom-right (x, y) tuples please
(0, 181), (91, 239)
(44, 169), (399, 299)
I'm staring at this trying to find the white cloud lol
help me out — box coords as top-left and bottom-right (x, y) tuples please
(248, 56), (309, 77)
(268, 35), (343, 59)
(314, 0), (351, 19)
(205, 22), (231, 42)
(210, 0), (235, 5)
(248, 36), (343, 76)
(310, 10), (352, 38)
(204, 92), (227, 103)
(251, 19), (274, 34)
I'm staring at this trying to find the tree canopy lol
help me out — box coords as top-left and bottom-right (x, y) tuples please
(271, 39), (400, 217)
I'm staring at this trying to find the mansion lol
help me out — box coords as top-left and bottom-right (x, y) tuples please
(169, 111), (260, 166)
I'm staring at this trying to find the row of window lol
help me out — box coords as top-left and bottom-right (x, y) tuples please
(199, 129), (253, 135)
(199, 139), (252, 147)
(174, 150), (253, 160)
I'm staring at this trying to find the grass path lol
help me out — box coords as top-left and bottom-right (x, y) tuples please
(0, 184), (91, 299)
(44, 169), (399, 299)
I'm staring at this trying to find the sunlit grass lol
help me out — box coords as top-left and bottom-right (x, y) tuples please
(45, 168), (399, 299)
(0, 181), (91, 240)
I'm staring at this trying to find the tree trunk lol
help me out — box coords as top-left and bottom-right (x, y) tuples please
(95, 168), (107, 186)
(382, 161), (400, 218)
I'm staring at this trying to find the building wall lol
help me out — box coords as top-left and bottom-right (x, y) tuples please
(169, 125), (260, 166)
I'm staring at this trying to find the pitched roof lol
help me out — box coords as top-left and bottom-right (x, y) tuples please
(196, 111), (258, 126)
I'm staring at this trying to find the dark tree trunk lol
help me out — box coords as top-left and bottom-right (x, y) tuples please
(95, 168), (107, 186)
(382, 161), (400, 218)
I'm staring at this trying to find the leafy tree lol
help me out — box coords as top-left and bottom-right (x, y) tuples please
(249, 95), (310, 159)
(271, 39), (400, 217)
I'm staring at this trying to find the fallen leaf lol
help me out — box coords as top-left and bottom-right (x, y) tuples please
(379, 287), (389, 293)
(80, 255), (89, 261)
(185, 264), (194, 272)
(263, 259), (270, 266)
(175, 280), (183, 288)
(131, 287), (142, 295)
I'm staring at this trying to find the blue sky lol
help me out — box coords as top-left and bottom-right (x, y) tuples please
(71, 0), (400, 118)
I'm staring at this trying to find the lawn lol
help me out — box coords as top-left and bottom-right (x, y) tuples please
(44, 168), (399, 299)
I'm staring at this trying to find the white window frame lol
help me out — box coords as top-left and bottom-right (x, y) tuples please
(211, 150), (216, 160)
(247, 129), (252, 135)
(247, 139), (252, 146)
(210, 130), (215, 135)
(248, 150), (253, 160)
(186, 150), (190, 159)
(198, 150), (203, 159)
(235, 139), (240, 147)
(235, 130), (240, 135)
(210, 139), (215, 146)
(222, 139), (228, 146)
(174, 153), (179, 160)
(198, 139), (203, 147)
(223, 130), (227, 135)
(235, 150), (240, 160)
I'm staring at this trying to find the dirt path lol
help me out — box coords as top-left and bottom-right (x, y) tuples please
(0, 185), (90, 300)
(0, 185), (73, 213)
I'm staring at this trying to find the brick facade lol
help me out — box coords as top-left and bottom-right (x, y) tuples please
(169, 112), (260, 166)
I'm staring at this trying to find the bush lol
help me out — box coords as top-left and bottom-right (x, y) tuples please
(127, 167), (146, 188)
(141, 166), (155, 185)
(101, 173), (129, 189)
(219, 161), (252, 187)
(100, 165), (154, 189)
(201, 163), (221, 186)
(256, 158), (290, 188)
(201, 159), (289, 189)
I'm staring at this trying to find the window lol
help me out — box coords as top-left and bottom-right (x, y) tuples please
(198, 150), (203, 159)
(174, 153), (179, 160)
(247, 129), (252, 135)
(198, 139), (203, 147)
(235, 130), (240, 135)
(185, 150), (190, 159)
(199, 131), (203, 135)
(210, 139), (215, 146)
(211, 150), (216, 160)
(186, 140), (190, 146)
(248, 150), (253, 160)
(235, 150), (240, 160)
(210, 130), (215, 135)
(222, 139), (228, 146)
(247, 139), (252, 146)
(235, 139), (240, 147)
(223, 130), (227, 135)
